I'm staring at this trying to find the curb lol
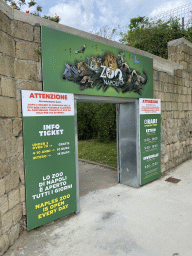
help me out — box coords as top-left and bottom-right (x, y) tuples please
(78, 158), (117, 172)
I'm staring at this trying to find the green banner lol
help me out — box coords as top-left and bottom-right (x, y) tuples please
(22, 91), (77, 230)
(139, 99), (161, 185)
(41, 26), (153, 98)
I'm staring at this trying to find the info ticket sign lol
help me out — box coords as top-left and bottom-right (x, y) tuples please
(139, 99), (161, 185)
(22, 90), (77, 230)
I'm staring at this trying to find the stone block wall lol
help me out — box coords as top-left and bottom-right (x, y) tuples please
(1, 1), (192, 255)
(0, 4), (42, 255)
(153, 61), (192, 173)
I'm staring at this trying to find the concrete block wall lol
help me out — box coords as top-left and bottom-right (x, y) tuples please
(1, 0), (192, 254)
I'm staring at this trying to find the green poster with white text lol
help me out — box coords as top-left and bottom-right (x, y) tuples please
(139, 99), (161, 185)
(22, 90), (77, 231)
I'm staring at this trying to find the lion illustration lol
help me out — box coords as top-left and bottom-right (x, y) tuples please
(103, 52), (118, 71)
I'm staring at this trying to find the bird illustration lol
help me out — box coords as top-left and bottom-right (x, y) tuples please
(134, 55), (140, 64)
(75, 44), (86, 54)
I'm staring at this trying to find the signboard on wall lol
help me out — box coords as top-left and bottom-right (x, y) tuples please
(139, 99), (161, 185)
(41, 26), (153, 99)
(22, 90), (77, 231)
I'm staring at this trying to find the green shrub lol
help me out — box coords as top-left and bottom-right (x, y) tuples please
(77, 102), (116, 142)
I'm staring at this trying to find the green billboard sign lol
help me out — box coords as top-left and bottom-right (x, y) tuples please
(41, 26), (153, 98)
(22, 90), (77, 230)
(139, 99), (161, 185)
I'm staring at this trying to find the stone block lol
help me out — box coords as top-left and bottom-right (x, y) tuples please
(153, 80), (160, 91)
(160, 92), (164, 101)
(177, 52), (185, 62)
(168, 46), (176, 56)
(17, 100), (22, 118)
(0, 55), (14, 78)
(0, 179), (5, 197)
(0, 10), (12, 35)
(161, 102), (166, 111)
(1, 210), (13, 234)
(178, 103), (183, 111)
(176, 69), (183, 78)
(184, 79), (190, 87)
(171, 102), (177, 111)
(14, 61), (37, 80)
(163, 154), (169, 164)
(189, 64), (192, 72)
(165, 102), (171, 111)
(17, 136), (23, 155)
(12, 204), (22, 225)
(13, 119), (22, 137)
(4, 171), (19, 193)
(178, 78), (184, 86)
(0, 195), (8, 215)
(180, 61), (188, 70)
(179, 111), (185, 119)
(0, 31), (15, 58)
(167, 84), (174, 93)
(10, 154), (19, 173)
(20, 185), (25, 202)
(173, 111), (179, 119)
(168, 75), (173, 84)
(174, 76), (178, 85)
(159, 72), (168, 83)
(0, 158), (11, 179)
(182, 87), (188, 95)
(161, 164), (166, 173)
(11, 20), (33, 41)
(171, 54), (178, 63)
(181, 94), (187, 103)
(183, 103), (189, 111)
(164, 93), (172, 102)
(1, 77), (16, 98)
(34, 25), (41, 43)
(8, 189), (20, 210)
(0, 140), (7, 160)
(5, 136), (17, 156)
(178, 44), (188, 53)
(153, 70), (159, 81)
(22, 202), (26, 215)
(7, 223), (20, 246)
(20, 81), (42, 91)
(159, 81), (164, 91)
(16, 41), (40, 62)
(37, 62), (42, 82)
(164, 83), (169, 92)
(178, 86), (182, 94)
(0, 234), (9, 256)
(19, 169), (25, 185)
(0, 97), (17, 117)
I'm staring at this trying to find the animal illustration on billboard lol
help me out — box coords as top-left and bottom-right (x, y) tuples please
(62, 49), (148, 95)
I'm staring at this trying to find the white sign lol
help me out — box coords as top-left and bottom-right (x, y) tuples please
(139, 98), (161, 115)
(22, 91), (74, 117)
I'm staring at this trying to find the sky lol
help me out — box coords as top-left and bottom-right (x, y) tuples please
(18, 0), (192, 41)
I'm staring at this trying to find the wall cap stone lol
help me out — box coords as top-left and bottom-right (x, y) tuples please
(168, 37), (192, 48)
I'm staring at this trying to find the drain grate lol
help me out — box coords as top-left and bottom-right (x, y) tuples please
(165, 177), (181, 183)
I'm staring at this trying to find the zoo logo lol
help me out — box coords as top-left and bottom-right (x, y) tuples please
(100, 66), (124, 85)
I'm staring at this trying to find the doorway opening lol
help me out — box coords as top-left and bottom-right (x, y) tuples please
(75, 95), (140, 198)
(77, 101), (118, 197)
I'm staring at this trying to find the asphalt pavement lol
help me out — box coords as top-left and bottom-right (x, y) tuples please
(4, 159), (192, 256)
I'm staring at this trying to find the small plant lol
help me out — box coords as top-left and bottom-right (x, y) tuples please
(4, 0), (60, 23)
(43, 13), (60, 23)
(35, 49), (41, 55)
